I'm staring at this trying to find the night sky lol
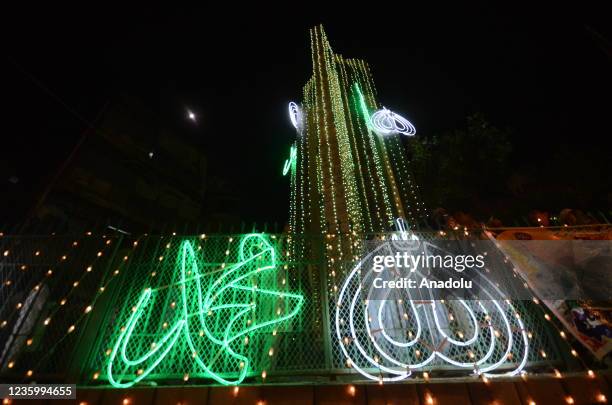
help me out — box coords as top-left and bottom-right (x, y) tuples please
(4, 5), (611, 225)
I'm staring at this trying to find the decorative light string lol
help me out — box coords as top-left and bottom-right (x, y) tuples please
(9, 233), (143, 379)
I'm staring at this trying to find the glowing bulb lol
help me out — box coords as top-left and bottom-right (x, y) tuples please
(347, 385), (356, 396)
(425, 392), (434, 405)
(596, 393), (607, 403)
(587, 369), (595, 378)
(565, 396), (574, 404)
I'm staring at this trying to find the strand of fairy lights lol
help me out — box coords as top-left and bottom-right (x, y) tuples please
(312, 28), (340, 297)
(34, 237), (143, 381)
(331, 53), (364, 237)
(0, 237), (79, 331)
(354, 82), (388, 230)
(358, 61), (414, 229)
(385, 136), (422, 223)
(341, 79), (373, 233)
(0, 235), (83, 369)
(356, 80), (395, 227)
(1, 234), (110, 347)
(354, 69), (388, 229)
(313, 27), (339, 236)
(308, 33), (327, 237)
(8, 234), (143, 378)
(353, 81), (382, 230)
(322, 30), (368, 283)
(337, 61), (373, 233)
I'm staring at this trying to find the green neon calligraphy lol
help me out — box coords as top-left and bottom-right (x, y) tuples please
(107, 234), (304, 387)
(282, 145), (297, 176)
(353, 83), (371, 126)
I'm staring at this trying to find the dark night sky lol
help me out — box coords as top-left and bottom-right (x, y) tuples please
(3, 5), (611, 225)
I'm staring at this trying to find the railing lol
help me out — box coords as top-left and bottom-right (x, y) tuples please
(0, 230), (568, 386)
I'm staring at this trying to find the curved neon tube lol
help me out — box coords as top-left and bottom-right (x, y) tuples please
(335, 231), (530, 381)
(283, 145), (297, 176)
(107, 234), (304, 387)
(370, 108), (416, 136)
(288, 102), (302, 132)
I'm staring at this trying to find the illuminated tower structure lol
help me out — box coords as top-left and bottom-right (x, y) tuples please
(288, 25), (425, 244)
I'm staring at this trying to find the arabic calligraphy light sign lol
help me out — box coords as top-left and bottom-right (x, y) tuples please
(106, 234), (304, 387)
(370, 108), (416, 137)
(283, 145), (297, 176)
(288, 102), (303, 133)
(335, 233), (529, 382)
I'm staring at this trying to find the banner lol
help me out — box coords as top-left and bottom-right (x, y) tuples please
(491, 227), (612, 359)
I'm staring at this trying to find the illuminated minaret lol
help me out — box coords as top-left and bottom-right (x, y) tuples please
(288, 25), (425, 241)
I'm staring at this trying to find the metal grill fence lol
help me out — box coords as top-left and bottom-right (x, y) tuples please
(0, 230), (564, 386)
